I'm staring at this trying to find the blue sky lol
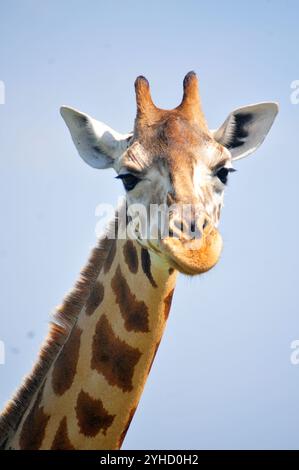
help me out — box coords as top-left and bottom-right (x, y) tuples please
(0, 0), (299, 449)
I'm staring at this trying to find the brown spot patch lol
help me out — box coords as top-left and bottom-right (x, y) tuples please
(52, 326), (82, 396)
(111, 265), (149, 333)
(51, 417), (75, 450)
(103, 238), (116, 274)
(91, 314), (142, 392)
(75, 389), (115, 437)
(163, 289), (174, 320)
(118, 406), (137, 449)
(19, 385), (50, 450)
(85, 281), (104, 316)
(141, 248), (157, 288)
(123, 240), (138, 274)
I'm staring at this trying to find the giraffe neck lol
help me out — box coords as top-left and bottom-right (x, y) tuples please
(7, 235), (177, 450)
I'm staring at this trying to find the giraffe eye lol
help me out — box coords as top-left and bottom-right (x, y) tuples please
(216, 167), (236, 185)
(116, 173), (141, 191)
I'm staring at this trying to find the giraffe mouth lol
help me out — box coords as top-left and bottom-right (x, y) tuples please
(160, 226), (223, 275)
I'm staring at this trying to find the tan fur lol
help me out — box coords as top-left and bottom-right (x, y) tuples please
(4, 234), (176, 449)
(0, 72), (228, 449)
(0, 219), (117, 448)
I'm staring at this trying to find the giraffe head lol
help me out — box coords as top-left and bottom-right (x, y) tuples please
(61, 72), (278, 275)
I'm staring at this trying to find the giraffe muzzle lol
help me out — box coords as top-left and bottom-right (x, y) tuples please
(160, 222), (223, 275)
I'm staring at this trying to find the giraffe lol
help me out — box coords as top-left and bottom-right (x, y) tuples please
(0, 72), (278, 450)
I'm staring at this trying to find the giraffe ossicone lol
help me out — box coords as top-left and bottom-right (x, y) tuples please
(0, 72), (278, 449)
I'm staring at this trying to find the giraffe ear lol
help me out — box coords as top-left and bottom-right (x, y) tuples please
(212, 102), (279, 161)
(60, 106), (132, 169)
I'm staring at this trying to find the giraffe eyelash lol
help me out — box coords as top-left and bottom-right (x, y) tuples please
(116, 173), (142, 191)
(215, 167), (237, 185)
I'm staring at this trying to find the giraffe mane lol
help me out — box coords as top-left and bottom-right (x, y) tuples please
(0, 216), (118, 447)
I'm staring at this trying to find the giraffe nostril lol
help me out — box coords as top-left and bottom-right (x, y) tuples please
(190, 220), (196, 233)
(202, 219), (209, 230)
